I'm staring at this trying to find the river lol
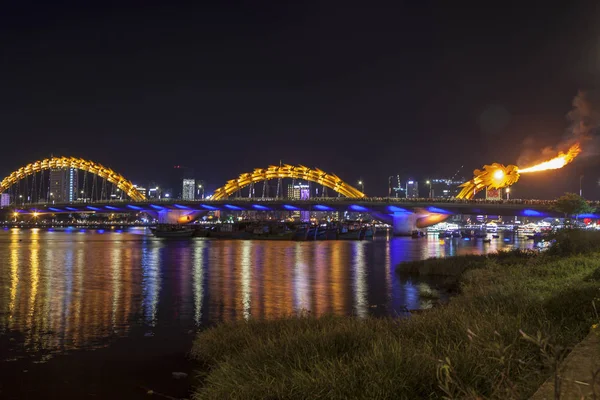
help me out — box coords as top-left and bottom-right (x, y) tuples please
(0, 227), (534, 399)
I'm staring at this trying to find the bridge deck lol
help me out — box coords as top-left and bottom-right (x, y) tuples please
(6, 198), (590, 218)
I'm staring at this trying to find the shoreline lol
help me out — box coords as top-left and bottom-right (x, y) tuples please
(189, 230), (600, 399)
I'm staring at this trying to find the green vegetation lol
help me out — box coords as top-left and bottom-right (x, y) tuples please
(190, 232), (600, 399)
(552, 192), (595, 219)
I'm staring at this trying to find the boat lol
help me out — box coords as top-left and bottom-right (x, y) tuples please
(411, 230), (424, 238)
(250, 223), (295, 240)
(207, 223), (251, 239)
(152, 224), (194, 238)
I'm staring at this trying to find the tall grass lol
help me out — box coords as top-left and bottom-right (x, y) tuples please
(190, 231), (600, 399)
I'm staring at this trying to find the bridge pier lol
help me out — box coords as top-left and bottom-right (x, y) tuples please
(392, 212), (418, 236)
(158, 210), (204, 224)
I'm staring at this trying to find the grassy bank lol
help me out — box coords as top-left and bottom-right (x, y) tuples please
(190, 230), (600, 399)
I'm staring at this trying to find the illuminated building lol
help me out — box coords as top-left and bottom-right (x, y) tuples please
(182, 179), (195, 200)
(406, 180), (419, 198)
(49, 168), (78, 203)
(169, 166), (195, 199)
(287, 183), (310, 200)
(429, 178), (464, 198)
(147, 187), (161, 199)
(0, 193), (9, 207)
(133, 185), (147, 198)
(287, 182), (310, 221)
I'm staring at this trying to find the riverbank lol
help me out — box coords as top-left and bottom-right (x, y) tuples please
(190, 230), (600, 399)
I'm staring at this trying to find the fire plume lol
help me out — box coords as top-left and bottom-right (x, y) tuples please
(517, 143), (581, 174)
(456, 143), (582, 199)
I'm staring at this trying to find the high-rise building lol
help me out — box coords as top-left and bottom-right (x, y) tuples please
(49, 168), (78, 203)
(147, 186), (161, 199)
(182, 179), (195, 200)
(406, 180), (419, 198)
(287, 183), (310, 200)
(169, 166), (195, 199)
(288, 183), (310, 221)
(0, 193), (10, 207)
(429, 178), (464, 198)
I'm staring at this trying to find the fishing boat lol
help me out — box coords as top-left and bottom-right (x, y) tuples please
(152, 224), (194, 238)
(338, 223), (373, 240)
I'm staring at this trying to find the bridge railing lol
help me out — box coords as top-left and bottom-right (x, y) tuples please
(3, 196), (583, 208)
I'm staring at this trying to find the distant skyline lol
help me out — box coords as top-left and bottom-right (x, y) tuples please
(1, 1), (600, 198)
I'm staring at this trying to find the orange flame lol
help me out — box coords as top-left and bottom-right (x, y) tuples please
(518, 143), (581, 174)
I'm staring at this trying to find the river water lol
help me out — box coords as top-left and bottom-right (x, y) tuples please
(0, 227), (534, 399)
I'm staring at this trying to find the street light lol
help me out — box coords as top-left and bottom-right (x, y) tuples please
(426, 180), (432, 198)
(358, 180), (364, 193)
(198, 184), (205, 199)
(506, 187), (511, 200)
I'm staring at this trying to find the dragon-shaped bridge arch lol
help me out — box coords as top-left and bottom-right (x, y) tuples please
(0, 156), (146, 202)
(212, 164), (365, 200)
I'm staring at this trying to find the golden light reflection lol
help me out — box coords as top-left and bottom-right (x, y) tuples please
(240, 241), (252, 320)
(27, 238), (39, 341)
(192, 244), (204, 327)
(111, 247), (122, 329)
(329, 243), (345, 313)
(141, 246), (161, 327)
(9, 238), (19, 319)
(1, 231), (142, 354)
(293, 242), (310, 312)
(353, 243), (367, 318)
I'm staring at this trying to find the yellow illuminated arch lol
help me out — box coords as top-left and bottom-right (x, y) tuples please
(212, 164), (365, 200)
(0, 156), (146, 202)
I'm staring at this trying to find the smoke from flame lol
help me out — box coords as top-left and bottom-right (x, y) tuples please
(517, 90), (600, 167)
(518, 143), (581, 173)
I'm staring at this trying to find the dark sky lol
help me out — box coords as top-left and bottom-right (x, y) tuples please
(1, 1), (599, 197)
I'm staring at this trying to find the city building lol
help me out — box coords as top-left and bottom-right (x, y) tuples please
(287, 182), (310, 221)
(0, 193), (9, 208)
(169, 166), (195, 199)
(287, 183), (310, 200)
(182, 179), (195, 200)
(406, 180), (419, 198)
(131, 185), (146, 200)
(429, 178), (464, 198)
(49, 168), (78, 203)
(147, 187), (161, 199)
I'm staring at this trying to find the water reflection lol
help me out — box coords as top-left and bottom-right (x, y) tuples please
(0, 229), (533, 361)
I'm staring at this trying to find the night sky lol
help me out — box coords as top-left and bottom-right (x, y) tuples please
(1, 1), (599, 198)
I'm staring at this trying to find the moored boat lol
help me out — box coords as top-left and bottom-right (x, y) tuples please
(152, 225), (194, 238)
